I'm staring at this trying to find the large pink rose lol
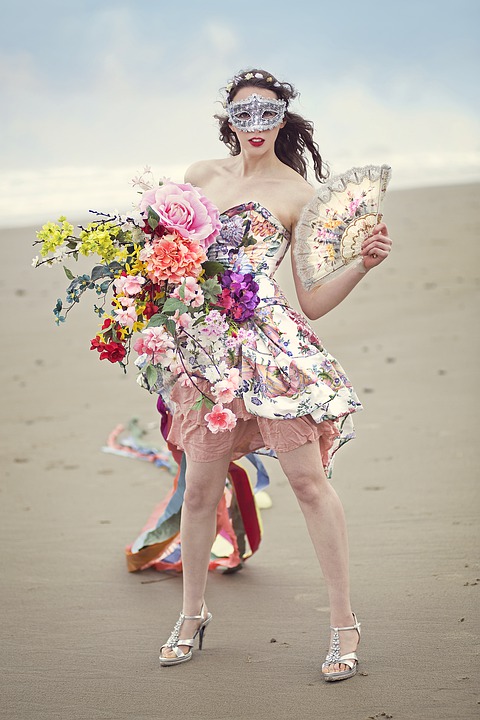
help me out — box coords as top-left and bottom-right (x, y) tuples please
(139, 182), (221, 249)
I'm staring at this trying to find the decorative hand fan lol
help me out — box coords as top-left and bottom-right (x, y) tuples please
(294, 164), (392, 289)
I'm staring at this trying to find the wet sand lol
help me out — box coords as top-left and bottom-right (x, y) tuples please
(1, 182), (479, 719)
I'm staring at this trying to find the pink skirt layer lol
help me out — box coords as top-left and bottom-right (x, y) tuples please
(167, 382), (341, 469)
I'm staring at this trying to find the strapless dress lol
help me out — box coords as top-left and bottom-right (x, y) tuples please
(166, 201), (362, 472)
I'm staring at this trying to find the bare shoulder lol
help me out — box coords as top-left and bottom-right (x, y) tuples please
(285, 174), (316, 228)
(184, 159), (225, 186)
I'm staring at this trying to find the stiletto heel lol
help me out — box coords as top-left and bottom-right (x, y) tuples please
(159, 603), (212, 666)
(322, 612), (361, 682)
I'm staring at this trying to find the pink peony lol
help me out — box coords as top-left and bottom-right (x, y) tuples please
(139, 181), (221, 249)
(134, 327), (175, 364)
(212, 368), (241, 404)
(204, 404), (237, 433)
(173, 310), (192, 329)
(118, 296), (135, 307)
(172, 277), (204, 308)
(113, 274), (146, 296)
(212, 381), (236, 404)
(114, 305), (138, 329)
(139, 232), (206, 284)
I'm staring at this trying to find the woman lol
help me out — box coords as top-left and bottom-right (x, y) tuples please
(159, 69), (392, 681)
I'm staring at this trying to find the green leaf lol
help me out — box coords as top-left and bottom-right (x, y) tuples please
(191, 395), (214, 411)
(165, 318), (177, 335)
(201, 277), (222, 302)
(190, 397), (205, 411)
(162, 297), (189, 315)
(202, 260), (225, 278)
(192, 313), (207, 327)
(91, 264), (110, 281)
(63, 266), (75, 280)
(147, 206), (160, 231)
(145, 365), (158, 389)
(147, 313), (168, 327)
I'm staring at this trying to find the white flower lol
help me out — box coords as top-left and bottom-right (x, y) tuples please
(31, 256), (40, 267)
(131, 166), (155, 191)
(204, 364), (221, 383)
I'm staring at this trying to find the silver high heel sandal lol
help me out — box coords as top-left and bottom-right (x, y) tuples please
(322, 612), (361, 682)
(159, 603), (212, 666)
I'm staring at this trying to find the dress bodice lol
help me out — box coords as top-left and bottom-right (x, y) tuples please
(207, 202), (291, 278)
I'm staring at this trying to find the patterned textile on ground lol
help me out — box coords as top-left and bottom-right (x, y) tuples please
(103, 399), (270, 573)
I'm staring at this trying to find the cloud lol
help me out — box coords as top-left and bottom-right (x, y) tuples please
(297, 78), (480, 187)
(0, 4), (479, 227)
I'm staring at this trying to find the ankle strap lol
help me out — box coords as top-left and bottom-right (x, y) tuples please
(181, 603), (206, 621)
(182, 612), (204, 620)
(330, 613), (361, 633)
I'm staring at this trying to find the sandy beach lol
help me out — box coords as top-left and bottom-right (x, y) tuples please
(1, 182), (479, 720)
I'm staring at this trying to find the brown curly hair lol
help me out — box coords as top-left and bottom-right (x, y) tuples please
(215, 69), (328, 183)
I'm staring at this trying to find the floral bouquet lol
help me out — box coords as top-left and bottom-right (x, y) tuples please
(33, 168), (260, 433)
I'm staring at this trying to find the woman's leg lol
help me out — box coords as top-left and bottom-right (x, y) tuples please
(160, 453), (231, 659)
(276, 441), (359, 674)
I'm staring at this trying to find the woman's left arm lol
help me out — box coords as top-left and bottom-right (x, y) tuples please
(291, 222), (393, 321)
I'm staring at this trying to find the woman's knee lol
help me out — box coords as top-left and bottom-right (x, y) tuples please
(286, 469), (325, 505)
(183, 455), (230, 513)
(183, 474), (225, 513)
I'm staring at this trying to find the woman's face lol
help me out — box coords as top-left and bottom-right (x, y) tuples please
(228, 86), (286, 152)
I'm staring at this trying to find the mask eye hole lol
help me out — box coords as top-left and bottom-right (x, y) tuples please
(261, 110), (277, 120)
(235, 111), (252, 121)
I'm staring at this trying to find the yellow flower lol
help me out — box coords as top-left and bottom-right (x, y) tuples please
(78, 222), (121, 262)
(36, 217), (74, 256)
(132, 319), (147, 333)
(115, 248), (128, 261)
(125, 252), (146, 276)
(116, 326), (129, 341)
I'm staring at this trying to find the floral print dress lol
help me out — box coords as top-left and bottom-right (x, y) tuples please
(167, 202), (362, 471)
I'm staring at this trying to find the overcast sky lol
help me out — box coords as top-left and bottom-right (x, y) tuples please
(1, 0), (479, 226)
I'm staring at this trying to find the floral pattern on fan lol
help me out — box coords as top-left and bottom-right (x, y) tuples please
(294, 165), (392, 289)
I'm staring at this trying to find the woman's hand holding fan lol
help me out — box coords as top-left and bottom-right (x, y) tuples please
(360, 220), (393, 272)
(294, 165), (392, 289)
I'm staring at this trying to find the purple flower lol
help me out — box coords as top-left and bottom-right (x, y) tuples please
(219, 270), (260, 323)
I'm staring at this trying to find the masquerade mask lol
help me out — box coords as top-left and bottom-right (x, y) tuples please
(226, 93), (286, 132)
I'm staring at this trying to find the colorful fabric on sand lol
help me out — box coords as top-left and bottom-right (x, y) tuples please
(116, 399), (270, 573)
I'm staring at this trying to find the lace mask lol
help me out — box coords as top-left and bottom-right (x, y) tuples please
(226, 93), (286, 132)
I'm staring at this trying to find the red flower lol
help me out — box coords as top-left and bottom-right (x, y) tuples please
(216, 288), (234, 311)
(90, 336), (126, 363)
(90, 336), (106, 351)
(100, 341), (126, 363)
(143, 301), (159, 319)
